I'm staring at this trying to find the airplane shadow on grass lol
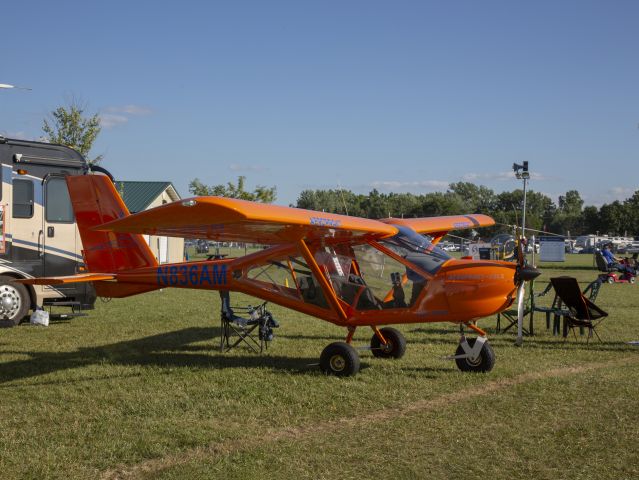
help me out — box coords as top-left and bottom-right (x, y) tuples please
(0, 326), (344, 385)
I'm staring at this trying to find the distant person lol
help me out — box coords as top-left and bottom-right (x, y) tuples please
(602, 244), (636, 275)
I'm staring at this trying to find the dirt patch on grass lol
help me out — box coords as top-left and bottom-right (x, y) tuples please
(102, 356), (638, 479)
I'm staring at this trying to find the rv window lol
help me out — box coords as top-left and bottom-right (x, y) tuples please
(46, 177), (74, 222)
(12, 179), (34, 218)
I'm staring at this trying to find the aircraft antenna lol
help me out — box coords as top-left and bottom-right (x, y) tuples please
(337, 181), (349, 216)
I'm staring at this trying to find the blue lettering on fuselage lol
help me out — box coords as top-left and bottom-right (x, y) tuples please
(156, 264), (227, 287)
(310, 216), (341, 228)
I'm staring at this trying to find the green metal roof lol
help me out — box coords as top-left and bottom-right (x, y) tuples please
(115, 181), (180, 213)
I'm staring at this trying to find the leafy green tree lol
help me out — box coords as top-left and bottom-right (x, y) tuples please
(622, 190), (639, 236)
(558, 190), (584, 216)
(417, 192), (466, 217)
(42, 102), (102, 164)
(493, 190), (554, 233)
(582, 205), (600, 234)
(360, 189), (391, 218)
(386, 192), (421, 218)
(448, 182), (496, 213)
(551, 190), (584, 236)
(296, 189), (362, 215)
(598, 201), (627, 235)
(189, 176), (276, 203)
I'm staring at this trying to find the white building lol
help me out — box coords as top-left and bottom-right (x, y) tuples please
(116, 181), (185, 263)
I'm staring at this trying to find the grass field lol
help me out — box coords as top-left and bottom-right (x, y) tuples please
(1, 254), (638, 479)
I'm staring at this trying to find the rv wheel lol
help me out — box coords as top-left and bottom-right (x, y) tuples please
(0, 276), (30, 327)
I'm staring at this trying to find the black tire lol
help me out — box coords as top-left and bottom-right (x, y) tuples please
(0, 276), (30, 327)
(454, 338), (495, 373)
(370, 327), (407, 359)
(320, 342), (360, 377)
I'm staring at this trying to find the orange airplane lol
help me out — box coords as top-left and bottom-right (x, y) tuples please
(22, 174), (539, 376)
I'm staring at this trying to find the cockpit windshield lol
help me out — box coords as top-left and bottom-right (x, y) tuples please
(381, 226), (451, 276)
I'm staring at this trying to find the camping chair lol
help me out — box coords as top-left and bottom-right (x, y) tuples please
(530, 278), (603, 335)
(219, 290), (278, 353)
(527, 282), (556, 334)
(549, 277), (608, 343)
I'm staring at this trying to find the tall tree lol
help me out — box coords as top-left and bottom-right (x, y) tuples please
(622, 190), (639, 236)
(582, 206), (600, 234)
(552, 190), (584, 236)
(448, 182), (496, 213)
(558, 190), (584, 215)
(598, 201), (627, 235)
(42, 102), (102, 164)
(189, 175), (276, 203)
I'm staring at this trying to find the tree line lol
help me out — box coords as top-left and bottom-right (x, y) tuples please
(295, 183), (639, 238)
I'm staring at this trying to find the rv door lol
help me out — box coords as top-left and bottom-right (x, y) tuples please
(11, 175), (44, 276)
(42, 175), (78, 293)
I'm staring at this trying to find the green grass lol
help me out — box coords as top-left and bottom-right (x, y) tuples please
(1, 254), (638, 479)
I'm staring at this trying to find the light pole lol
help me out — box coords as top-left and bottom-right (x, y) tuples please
(512, 161), (530, 346)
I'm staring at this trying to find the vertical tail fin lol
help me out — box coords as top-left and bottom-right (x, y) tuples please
(67, 175), (158, 273)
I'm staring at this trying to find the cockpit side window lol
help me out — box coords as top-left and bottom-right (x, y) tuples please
(382, 226), (451, 276)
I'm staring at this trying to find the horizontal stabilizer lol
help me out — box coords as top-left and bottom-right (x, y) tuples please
(17, 273), (116, 285)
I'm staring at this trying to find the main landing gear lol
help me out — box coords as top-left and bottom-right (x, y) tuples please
(318, 324), (495, 376)
(446, 323), (495, 373)
(319, 326), (407, 377)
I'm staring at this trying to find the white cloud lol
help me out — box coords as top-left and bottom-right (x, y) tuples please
(609, 186), (634, 197)
(100, 114), (129, 128)
(462, 171), (550, 182)
(100, 104), (152, 129)
(229, 163), (267, 172)
(368, 180), (449, 191)
(105, 104), (153, 116)
(582, 186), (637, 207)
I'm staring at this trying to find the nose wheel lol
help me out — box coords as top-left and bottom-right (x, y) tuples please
(448, 335), (495, 373)
(445, 323), (495, 373)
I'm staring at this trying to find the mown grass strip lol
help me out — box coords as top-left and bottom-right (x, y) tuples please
(103, 355), (638, 479)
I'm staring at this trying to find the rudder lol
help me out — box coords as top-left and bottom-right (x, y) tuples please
(67, 175), (159, 273)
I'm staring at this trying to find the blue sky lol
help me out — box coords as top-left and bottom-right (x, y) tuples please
(1, 0), (638, 207)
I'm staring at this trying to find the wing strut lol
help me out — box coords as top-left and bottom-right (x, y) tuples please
(296, 239), (349, 324)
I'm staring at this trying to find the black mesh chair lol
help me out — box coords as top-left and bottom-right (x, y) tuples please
(219, 290), (278, 353)
(530, 278), (603, 335)
(549, 277), (608, 343)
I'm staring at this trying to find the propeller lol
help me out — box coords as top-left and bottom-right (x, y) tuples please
(513, 231), (540, 346)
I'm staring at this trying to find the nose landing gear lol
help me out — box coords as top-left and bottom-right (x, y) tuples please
(446, 323), (495, 373)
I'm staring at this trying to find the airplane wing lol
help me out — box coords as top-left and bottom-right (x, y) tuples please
(380, 214), (495, 235)
(95, 197), (399, 245)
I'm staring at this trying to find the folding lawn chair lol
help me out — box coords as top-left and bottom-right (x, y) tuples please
(549, 277), (608, 343)
(219, 290), (279, 353)
(530, 278), (603, 335)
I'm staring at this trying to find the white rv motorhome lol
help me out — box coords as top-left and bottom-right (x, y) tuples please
(574, 234), (634, 253)
(0, 136), (96, 326)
